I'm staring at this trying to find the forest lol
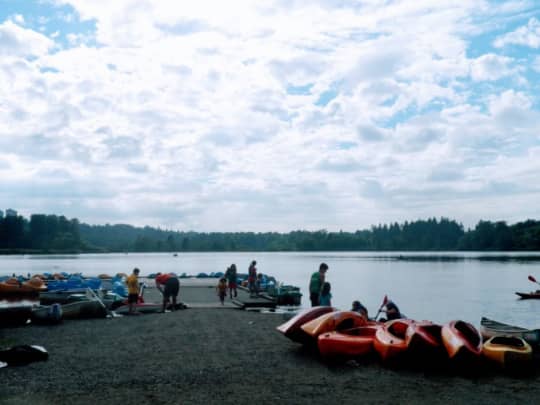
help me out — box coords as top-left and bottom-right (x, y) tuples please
(0, 213), (539, 253)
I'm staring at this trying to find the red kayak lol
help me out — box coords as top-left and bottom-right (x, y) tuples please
(441, 320), (482, 363)
(373, 319), (412, 361)
(318, 324), (380, 359)
(276, 306), (336, 344)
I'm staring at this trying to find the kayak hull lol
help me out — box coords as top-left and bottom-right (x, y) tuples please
(276, 306), (337, 344)
(373, 319), (412, 362)
(318, 325), (379, 359)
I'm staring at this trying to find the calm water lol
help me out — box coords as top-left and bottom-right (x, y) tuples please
(1, 252), (540, 328)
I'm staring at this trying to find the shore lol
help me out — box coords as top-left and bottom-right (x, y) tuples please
(1, 283), (540, 404)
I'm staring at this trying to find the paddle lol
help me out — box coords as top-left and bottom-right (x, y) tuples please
(374, 295), (388, 321)
(528, 275), (540, 286)
(86, 287), (112, 318)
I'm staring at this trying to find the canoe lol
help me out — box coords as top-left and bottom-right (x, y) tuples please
(405, 320), (443, 353)
(276, 306), (337, 343)
(31, 303), (63, 325)
(515, 291), (540, 299)
(61, 300), (107, 320)
(480, 317), (540, 346)
(300, 311), (368, 340)
(318, 324), (379, 359)
(441, 320), (482, 363)
(373, 319), (412, 361)
(482, 335), (533, 369)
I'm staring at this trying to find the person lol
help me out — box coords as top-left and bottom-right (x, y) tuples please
(155, 272), (180, 313)
(255, 273), (263, 296)
(216, 277), (227, 305)
(309, 262), (328, 307)
(126, 268), (140, 315)
(379, 300), (403, 322)
(248, 260), (257, 297)
(225, 264), (238, 299)
(351, 300), (369, 319)
(319, 282), (332, 306)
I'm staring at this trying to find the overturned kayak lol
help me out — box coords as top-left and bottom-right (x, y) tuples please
(482, 335), (533, 370)
(318, 324), (379, 359)
(276, 306), (337, 344)
(31, 303), (63, 325)
(441, 320), (482, 363)
(480, 317), (540, 346)
(373, 319), (412, 361)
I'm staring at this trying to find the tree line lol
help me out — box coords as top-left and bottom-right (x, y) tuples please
(0, 213), (539, 253)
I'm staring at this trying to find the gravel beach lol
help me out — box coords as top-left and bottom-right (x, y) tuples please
(1, 282), (540, 405)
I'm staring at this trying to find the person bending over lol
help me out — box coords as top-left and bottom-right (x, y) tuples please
(155, 272), (180, 312)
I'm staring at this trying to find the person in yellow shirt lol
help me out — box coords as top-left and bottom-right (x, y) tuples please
(126, 268), (140, 315)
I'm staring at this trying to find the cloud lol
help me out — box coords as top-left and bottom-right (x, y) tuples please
(0, 20), (54, 57)
(470, 54), (517, 81)
(494, 17), (540, 48)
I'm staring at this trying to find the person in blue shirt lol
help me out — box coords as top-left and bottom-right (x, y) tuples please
(319, 282), (332, 306)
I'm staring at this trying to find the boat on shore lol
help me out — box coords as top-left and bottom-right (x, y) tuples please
(482, 335), (533, 370)
(0, 277), (47, 297)
(373, 319), (411, 362)
(441, 320), (482, 364)
(31, 303), (63, 325)
(301, 311), (367, 341)
(480, 317), (540, 346)
(277, 306), (336, 344)
(318, 324), (379, 359)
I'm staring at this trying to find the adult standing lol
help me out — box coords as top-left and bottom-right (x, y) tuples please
(309, 262), (328, 307)
(248, 260), (257, 297)
(225, 264), (238, 299)
(126, 268), (140, 315)
(155, 273), (180, 312)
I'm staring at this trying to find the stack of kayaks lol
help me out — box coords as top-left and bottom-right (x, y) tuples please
(277, 311), (538, 375)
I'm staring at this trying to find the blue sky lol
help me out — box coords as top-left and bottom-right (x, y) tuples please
(0, 0), (539, 231)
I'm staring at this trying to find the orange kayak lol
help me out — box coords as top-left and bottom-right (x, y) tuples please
(276, 306), (336, 343)
(405, 320), (442, 352)
(318, 324), (380, 359)
(373, 319), (412, 361)
(0, 277), (47, 296)
(482, 335), (533, 370)
(441, 320), (482, 362)
(301, 311), (367, 340)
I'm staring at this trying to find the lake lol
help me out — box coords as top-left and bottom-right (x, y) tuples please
(1, 251), (539, 328)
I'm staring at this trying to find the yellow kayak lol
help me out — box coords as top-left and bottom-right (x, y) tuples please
(482, 335), (533, 369)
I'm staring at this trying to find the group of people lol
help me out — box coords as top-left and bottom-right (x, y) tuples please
(126, 268), (181, 314)
(216, 260), (261, 304)
(308, 262), (403, 321)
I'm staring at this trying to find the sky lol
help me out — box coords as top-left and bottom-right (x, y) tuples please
(0, 0), (539, 232)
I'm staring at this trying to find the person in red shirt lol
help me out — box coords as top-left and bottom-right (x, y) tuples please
(155, 273), (180, 312)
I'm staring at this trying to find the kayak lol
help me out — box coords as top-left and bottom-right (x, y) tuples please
(301, 311), (367, 340)
(31, 303), (63, 325)
(515, 291), (540, 299)
(0, 277), (47, 296)
(373, 319), (412, 361)
(480, 317), (540, 346)
(405, 320), (443, 353)
(318, 324), (379, 359)
(441, 320), (482, 363)
(276, 306), (337, 344)
(482, 335), (533, 369)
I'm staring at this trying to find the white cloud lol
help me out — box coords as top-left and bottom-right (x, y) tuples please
(1, 1), (539, 231)
(494, 17), (540, 48)
(0, 20), (54, 57)
(470, 53), (518, 81)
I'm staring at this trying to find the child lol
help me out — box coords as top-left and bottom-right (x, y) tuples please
(319, 282), (332, 306)
(216, 277), (227, 305)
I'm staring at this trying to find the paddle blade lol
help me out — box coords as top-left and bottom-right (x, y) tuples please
(528, 275), (537, 283)
(381, 295), (388, 306)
